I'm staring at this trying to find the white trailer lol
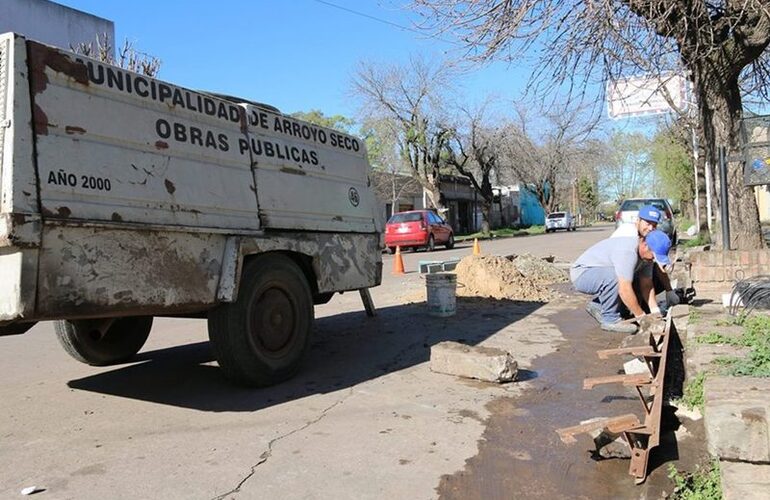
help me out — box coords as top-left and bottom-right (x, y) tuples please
(0, 33), (382, 386)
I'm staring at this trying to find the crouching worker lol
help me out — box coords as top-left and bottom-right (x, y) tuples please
(570, 230), (672, 334)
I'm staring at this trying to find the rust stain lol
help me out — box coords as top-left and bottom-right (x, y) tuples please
(65, 125), (87, 135)
(27, 41), (88, 96)
(164, 179), (176, 195)
(57, 207), (72, 218)
(33, 105), (49, 135)
(155, 141), (169, 150)
(239, 107), (249, 134)
(111, 212), (123, 222)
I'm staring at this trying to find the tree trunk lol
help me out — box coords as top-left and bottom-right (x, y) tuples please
(695, 143), (710, 239)
(696, 68), (763, 249)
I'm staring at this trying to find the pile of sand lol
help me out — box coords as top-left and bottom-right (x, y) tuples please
(454, 254), (567, 302)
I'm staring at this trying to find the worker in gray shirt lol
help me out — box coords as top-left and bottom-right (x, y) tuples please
(570, 230), (672, 334)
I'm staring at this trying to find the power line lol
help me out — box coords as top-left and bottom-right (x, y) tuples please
(310, 0), (455, 44)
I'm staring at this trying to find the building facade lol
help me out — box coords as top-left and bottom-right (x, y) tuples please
(0, 0), (113, 52)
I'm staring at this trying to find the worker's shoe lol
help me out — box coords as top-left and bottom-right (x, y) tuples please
(585, 301), (603, 324)
(600, 320), (638, 334)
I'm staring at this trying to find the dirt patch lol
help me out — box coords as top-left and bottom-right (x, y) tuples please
(455, 254), (568, 302)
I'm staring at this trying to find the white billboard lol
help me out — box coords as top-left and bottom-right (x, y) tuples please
(607, 73), (689, 119)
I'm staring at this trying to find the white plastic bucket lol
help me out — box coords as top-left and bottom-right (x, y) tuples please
(426, 273), (457, 317)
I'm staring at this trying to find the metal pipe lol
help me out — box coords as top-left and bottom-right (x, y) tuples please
(691, 127), (701, 231)
(719, 146), (731, 250)
(706, 159), (714, 233)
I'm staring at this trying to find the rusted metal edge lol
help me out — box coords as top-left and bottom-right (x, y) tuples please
(0, 212), (41, 247)
(583, 373), (654, 390)
(556, 414), (642, 444)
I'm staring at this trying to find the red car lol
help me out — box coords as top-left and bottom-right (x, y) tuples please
(384, 210), (455, 253)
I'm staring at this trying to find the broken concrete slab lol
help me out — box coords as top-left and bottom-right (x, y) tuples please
(704, 376), (770, 462)
(429, 341), (517, 383)
(721, 461), (770, 500)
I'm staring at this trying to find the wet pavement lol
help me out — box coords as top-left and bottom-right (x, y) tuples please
(437, 294), (709, 500)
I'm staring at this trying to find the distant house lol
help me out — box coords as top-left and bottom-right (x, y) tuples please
(370, 171), (479, 233)
(370, 170), (423, 225)
(490, 185), (546, 227)
(0, 0), (114, 53)
(370, 170), (546, 232)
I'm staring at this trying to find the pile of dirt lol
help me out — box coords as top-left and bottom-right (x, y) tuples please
(454, 254), (568, 302)
(510, 254), (569, 286)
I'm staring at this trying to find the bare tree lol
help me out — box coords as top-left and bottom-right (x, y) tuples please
(351, 57), (454, 210)
(444, 102), (502, 234)
(363, 117), (422, 212)
(498, 105), (596, 214)
(412, 0), (770, 248)
(73, 33), (161, 77)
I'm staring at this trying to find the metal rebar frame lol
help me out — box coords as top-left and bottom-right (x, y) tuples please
(556, 314), (673, 484)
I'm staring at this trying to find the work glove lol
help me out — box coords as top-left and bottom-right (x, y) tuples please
(635, 312), (665, 334)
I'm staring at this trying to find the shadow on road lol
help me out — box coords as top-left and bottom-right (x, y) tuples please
(67, 297), (545, 411)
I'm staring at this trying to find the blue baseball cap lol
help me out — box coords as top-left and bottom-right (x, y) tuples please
(638, 205), (662, 224)
(645, 230), (671, 265)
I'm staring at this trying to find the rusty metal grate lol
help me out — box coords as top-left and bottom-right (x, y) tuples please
(556, 314), (673, 484)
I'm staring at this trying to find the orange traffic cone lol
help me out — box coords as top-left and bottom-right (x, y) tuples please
(472, 238), (481, 256)
(392, 246), (405, 275)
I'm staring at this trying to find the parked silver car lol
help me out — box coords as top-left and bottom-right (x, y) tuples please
(545, 211), (576, 232)
(615, 198), (677, 244)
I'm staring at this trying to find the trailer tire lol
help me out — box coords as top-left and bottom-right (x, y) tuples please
(208, 254), (313, 387)
(55, 316), (153, 366)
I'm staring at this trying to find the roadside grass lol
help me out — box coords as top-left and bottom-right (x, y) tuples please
(457, 225), (545, 241)
(696, 314), (770, 377)
(667, 460), (722, 500)
(681, 234), (711, 248)
(689, 309), (702, 324)
(677, 371), (706, 412)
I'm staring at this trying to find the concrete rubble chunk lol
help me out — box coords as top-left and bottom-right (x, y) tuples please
(429, 341), (518, 383)
(623, 358), (649, 375)
(704, 376), (770, 462)
(580, 417), (631, 459)
(720, 462), (770, 500)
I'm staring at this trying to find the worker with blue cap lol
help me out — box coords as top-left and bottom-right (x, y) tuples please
(611, 204), (662, 239)
(571, 229), (672, 334)
(611, 204), (680, 311)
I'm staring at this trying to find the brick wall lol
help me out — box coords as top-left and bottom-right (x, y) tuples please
(689, 250), (770, 285)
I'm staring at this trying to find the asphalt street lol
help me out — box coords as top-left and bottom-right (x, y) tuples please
(0, 225), (617, 499)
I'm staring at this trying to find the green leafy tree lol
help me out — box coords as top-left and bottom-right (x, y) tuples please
(577, 176), (598, 220)
(290, 110), (355, 133)
(651, 126), (694, 217)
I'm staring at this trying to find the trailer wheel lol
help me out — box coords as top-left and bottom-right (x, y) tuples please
(55, 316), (153, 366)
(208, 254), (313, 387)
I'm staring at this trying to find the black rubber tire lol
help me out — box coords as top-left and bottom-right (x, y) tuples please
(445, 234), (455, 250)
(426, 235), (435, 252)
(387, 246), (396, 254)
(207, 254), (313, 387)
(55, 316), (153, 366)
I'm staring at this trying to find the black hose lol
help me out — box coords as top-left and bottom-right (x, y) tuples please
(730, 275), (770, 316)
